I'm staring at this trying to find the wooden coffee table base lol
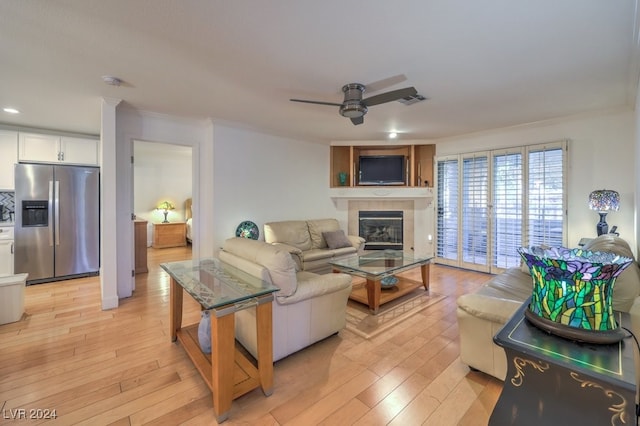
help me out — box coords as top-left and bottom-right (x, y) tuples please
(344, 262), (430, 314)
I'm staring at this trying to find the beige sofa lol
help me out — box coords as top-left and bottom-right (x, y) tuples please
(264, 218), (365, 274)
(219, 237), (353, 362)
(456, 234), (640, 381)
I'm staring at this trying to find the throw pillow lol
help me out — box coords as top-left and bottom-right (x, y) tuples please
(323, 230), (352, 249)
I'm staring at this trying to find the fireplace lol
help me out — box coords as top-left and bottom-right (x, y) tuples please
(359, 211), (403, 250)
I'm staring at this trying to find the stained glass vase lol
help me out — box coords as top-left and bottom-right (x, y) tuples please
(518, 246), (633, 344)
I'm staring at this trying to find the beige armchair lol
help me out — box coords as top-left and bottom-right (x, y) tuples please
(219, 237), (353, 362)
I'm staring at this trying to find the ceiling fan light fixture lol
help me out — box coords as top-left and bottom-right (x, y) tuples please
(342, 83), (366, 100)
(290, 79), (417, 125)
(339, 101), (367, 118)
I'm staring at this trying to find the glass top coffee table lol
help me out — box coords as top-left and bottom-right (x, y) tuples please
(329, 250), (433, 314)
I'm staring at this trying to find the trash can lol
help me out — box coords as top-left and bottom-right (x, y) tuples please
(0, 273), (27, 324)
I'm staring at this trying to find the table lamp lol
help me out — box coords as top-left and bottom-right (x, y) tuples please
(588, 189), (619, 235)
(519, 246), (632, 344)
(157, 201), (175, 223)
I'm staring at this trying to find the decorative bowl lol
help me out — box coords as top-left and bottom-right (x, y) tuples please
(380, 275), (399, 288)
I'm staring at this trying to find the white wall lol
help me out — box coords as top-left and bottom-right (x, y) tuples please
(435, 108), (636, 253)
(111, 108), (212, 301)
(211, 124), (337, 252)
(133, 141), (192, 233)
(635, 82), (640, 255)
(100, 98), (120, 310)
(108, 111), (336, 304)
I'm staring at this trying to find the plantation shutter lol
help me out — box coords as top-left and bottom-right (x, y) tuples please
(461, 153), (489, 270)
(492, 149), (523, 270)
(526, 143), (566, 247)
(436, 157), (459, 263)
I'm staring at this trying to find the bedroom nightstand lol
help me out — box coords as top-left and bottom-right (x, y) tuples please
(153, 222), (187, 248)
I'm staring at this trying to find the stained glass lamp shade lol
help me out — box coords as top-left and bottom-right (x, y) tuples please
(235, 221), (259, 240)
(156, 201), (175, 223)
(518, 246), (632, 344)
(588, 190), (619, 235)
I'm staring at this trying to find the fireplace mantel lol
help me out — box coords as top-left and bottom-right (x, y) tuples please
(329, 187), (433, 201)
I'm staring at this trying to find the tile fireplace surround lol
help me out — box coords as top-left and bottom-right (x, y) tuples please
(330, 187), (435, 258)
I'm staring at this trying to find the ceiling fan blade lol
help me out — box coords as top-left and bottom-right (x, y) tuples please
(350, 116), (364, 125)
(362, 87), (417, 107)
(290, 98), (342, 107)
(364, 74), (407, 93)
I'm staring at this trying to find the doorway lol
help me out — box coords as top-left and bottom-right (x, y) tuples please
(132, 140), (193, 285)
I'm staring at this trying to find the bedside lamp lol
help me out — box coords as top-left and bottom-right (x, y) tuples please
(588, 189), (619, 235)
(156, 201), (175, 223)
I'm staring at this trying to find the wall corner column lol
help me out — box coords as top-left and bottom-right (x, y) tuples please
(100, 97), (121, 310)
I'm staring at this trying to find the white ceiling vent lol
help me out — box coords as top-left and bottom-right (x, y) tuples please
(398, 94), (426, 105)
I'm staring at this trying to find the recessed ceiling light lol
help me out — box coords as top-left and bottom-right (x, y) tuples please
(388, 132), (398, 139)
(3, 107), (20, 114)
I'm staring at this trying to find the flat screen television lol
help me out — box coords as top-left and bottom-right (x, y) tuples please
(358, 155), (405, 185)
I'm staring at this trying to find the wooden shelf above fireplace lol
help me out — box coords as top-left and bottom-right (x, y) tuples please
(329, 186), (433, 201)
(330, 143), (435, 189)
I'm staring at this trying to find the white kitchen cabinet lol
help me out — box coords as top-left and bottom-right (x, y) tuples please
(19, 132), (99, 166)
(0, 130), (18, 190)
(0, 226), (14, 276)
(0, 240), (12, 276)
(18, 133), (59, 163)
(60, 136), (99, 165)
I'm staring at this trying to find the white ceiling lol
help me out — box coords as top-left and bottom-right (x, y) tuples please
(1, 1), (638, 143)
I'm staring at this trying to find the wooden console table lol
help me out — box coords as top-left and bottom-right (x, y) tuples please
(161, 258), (279, 423)
(490, 299), (636, 426)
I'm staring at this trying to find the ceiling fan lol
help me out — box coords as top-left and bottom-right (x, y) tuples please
(290, 83), (417, 125)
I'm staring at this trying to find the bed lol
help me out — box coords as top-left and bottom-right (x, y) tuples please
(185, 198), (193, 244)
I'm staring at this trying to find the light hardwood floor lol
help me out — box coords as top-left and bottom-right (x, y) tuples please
(0, 246), (503, 425)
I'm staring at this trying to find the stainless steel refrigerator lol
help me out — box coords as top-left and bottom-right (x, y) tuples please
(14, 163), (100, 284)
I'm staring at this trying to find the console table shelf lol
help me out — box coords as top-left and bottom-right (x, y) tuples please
(176, 324), (263, 400)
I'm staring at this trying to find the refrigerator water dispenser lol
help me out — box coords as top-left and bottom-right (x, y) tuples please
(22, 200), (48, 227)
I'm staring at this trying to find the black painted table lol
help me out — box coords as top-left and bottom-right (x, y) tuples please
(490, 298), (636, 426)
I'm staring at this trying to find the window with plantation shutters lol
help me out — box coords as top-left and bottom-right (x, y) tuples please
(462, 154), (489, 270)
(492, 150), (523, 269)
(436, 157), (459, 263)
(435, 141), (566, 273)
(527, 145), (565, 248)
